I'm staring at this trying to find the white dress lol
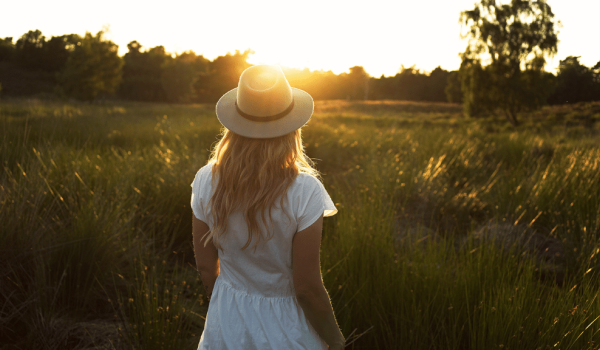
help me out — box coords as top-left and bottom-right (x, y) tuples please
(191, 164), (337, 350)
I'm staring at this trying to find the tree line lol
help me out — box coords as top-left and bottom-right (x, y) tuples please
(0, 30), (454, 103)
(1, 25), (599, 113)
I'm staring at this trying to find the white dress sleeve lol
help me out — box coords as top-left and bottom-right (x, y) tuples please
(190, 165), (211, 223)
(296, 176), (338, 232)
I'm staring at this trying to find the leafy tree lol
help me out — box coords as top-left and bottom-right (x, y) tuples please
(284, 68), (348, 100)
(119, 41), (170, 101)
(43, 34), (81, 72)
(194, 50), (252, 102)
(59, 31), (123, 101)
(394, 66), (429, 101)
(445, 71), (463, 103)
(346, 66), (370, 100)
(427, 67), (452, 102)
(13, 31), (80, 72)
(548, 56), (600, 104)
(0, 37), (15, 62)
(161, 51), (209, 103)
(370, 74), (395, 100)
(368, 67), (451, 102)
(459, 0), (559, 126)
(15, 30), (46, 70)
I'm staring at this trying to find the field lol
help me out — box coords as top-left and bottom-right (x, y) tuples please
(2, 98), (600, 349)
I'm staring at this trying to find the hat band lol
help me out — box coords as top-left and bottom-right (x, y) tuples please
(235, 99), (295, 122)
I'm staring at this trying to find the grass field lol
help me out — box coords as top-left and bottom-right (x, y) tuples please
(1, 98), (600, 349)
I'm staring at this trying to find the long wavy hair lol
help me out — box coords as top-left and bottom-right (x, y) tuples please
(203, 127), (319, 250)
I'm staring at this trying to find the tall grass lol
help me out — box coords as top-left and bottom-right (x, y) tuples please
(1, 99), (599, 349)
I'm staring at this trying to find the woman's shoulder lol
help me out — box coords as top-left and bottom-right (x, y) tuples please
(191, 163), (214, 191)
(292, 173), (338, 218)
(194, 163), (214, 180)
(294, 173), (320, 184)
(291, 173), (324, 194)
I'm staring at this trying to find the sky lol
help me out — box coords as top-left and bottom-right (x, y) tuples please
(1, 0), (598, 77)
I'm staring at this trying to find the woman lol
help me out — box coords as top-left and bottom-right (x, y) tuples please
(191, 65), (345, 349)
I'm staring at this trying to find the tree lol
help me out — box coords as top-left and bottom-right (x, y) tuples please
(59, 31), (123, 101)
(427, 67), (452, 102)
(118, 41), (170, 101)
(284, 68), (348, 100)
(368, 66), (451, 102)
(346, 66), (370, 100)
(15, 30), (46, 70)
(194, 50), (253, 102)
(42, 34), (81, 72)
(13, 31), (80, 72)
(548, 56), (600, 104)
(459, 0), (559, 126)
(0, 37), (15, 62)
(445, 70), (463, 103)
(161, 51), (209, 103)
(394, 66), (429, 101)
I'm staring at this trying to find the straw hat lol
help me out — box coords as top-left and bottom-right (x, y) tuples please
(215, 65), (314, 139)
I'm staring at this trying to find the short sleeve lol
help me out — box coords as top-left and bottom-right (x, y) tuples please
(296, 176), (338, 232)
(190, 165), (212, 223)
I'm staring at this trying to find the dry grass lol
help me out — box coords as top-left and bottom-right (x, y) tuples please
(2, 98), (600, 349)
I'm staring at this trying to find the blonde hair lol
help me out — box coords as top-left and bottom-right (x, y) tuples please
(204, 127), (319, 250)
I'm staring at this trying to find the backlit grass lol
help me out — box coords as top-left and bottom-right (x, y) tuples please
(1, 99), (599, 349)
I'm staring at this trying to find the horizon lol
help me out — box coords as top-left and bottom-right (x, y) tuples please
(1, 0), (599, 77)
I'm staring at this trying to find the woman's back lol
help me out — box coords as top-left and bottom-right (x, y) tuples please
(192, 164), (336, 349)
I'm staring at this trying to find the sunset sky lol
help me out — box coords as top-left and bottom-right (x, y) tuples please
(1, 0), (599, 77)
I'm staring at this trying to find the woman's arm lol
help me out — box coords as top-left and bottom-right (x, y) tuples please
(292, 216), (345, 350)
(193, 216), (219, 298)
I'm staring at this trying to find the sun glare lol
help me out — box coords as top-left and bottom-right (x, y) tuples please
(0, 0), (599, 76)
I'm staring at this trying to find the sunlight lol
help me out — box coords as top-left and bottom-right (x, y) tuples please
(0, 0), (598, 75)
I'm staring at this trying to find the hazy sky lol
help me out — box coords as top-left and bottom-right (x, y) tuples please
(1, 0), (598, 77)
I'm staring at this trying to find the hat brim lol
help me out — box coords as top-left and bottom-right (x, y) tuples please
(215, 87), (314, 139)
